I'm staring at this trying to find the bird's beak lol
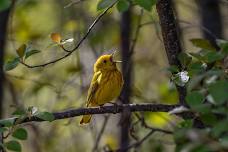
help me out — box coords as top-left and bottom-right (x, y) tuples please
(111, 51), (122, 63)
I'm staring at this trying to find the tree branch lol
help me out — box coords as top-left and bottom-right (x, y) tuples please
(0, 103), (195, 127)
(21, 1), (117, 68)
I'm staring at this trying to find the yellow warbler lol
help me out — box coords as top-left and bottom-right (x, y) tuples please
(80, 53), (124, 124)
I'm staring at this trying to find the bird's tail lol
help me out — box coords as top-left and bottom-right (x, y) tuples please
(80, 115), (92, 125)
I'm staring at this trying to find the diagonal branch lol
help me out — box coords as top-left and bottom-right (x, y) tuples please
(21, 1), (118, 68)
(0, 103), (195, 127)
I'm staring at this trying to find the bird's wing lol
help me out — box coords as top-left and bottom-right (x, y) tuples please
(86, 71), (102, 107)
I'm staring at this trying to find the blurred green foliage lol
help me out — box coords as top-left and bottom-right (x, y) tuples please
(0, 0), (227, 152)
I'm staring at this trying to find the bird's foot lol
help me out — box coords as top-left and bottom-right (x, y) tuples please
(108, 102), (120, 114)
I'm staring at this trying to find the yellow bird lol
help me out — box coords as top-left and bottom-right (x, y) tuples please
(80, 53), (124, 124)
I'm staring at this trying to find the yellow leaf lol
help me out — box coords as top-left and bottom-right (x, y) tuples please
(16, 44), (26, 58)
(146, 112), (171, 128)
(50, 33), (61, 43)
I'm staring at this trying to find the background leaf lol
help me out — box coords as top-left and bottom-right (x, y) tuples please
(4, 57), (20, 71)
(50, 33), (61, 43)
(16, 44), (26, 58)
(134, 0), (157, 11)
(25, 50), (41, 59)
(209, 80), (228, 105)
(4, 140), (21, 152)
(0, 0), (11, 12)
(190, 38), (217, 51)
(97, 0), (116, 10)
(186, 91), (204, 108)
(12, 128), (28, 140)
(36, 112), (55, 122)
(117, 0), (130, 12)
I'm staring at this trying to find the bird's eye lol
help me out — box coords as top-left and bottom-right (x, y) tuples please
(103, 60), (107, 63)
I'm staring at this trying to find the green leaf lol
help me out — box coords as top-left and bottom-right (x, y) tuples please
(0, 127), (7, 133)
(12, 109), (26, 116)
(178, 119), (193, 129)
(0, 118), (15, 127)
(188, 62), (205, 75)
(4, 57), (20, 71)
(134, 0), (157, 11)
(36, 112), (54, 122)
(16, 44), (26, 58)
(12, 128), (28, 140)
(204, 52), (224, 63)
(212, 120), (228, 137)
(178, 52), (192, 68)
(25, 50), (41, 59)
(97, 0), (116, 10)
(4, 140), (21, 152)
(186, 91), (204, 108)
(166, 65), (179, 73)
(222, 43), (228, 54)
(200, 113), (217, 126)
(208, 80), (228, 105)
(0, 0), (11, 12)
(117, 0), (130, 12)
(190, 38), (216, 51)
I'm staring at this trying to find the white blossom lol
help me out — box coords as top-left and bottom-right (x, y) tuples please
(178, 71), (190, 84)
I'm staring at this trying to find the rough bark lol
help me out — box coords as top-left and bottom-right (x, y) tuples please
(120, 9), (131, 151)
(156, 0), (187, 106)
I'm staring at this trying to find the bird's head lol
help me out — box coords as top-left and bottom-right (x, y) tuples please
(94, 53), (121, 72)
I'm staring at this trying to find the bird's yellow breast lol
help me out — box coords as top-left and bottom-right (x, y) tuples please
(94, 70), (123, 105)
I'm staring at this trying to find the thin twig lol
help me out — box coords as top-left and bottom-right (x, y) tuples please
(64, 0), (85, 8)
(178, 19), (218, 40)
(92, 115), (110, 152)
(21, 1), (118, 68)
(129, 9), (143, 55)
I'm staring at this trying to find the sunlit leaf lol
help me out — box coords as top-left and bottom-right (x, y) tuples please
(145, 112), (171, 128)
(208, 80), (228, 105)
(60, 38), (74, 45)
(117, 0), (130, 12)
(16, 44), (26, 58)
(190, 38), (216, 51)
(134, 0), (157, 11)
(4, 140), (21, 152)
(25, 50), (41, 59)
(4, 57), (20, 71)
(97, 0), (116, 10)
(12, 128), (28, 140)
(36, 112), (55, 122)
(50, 33), (61, 43)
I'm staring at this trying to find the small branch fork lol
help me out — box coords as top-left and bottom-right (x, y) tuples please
(0, 103), (194, 127)
(21, 1), (118, 68)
